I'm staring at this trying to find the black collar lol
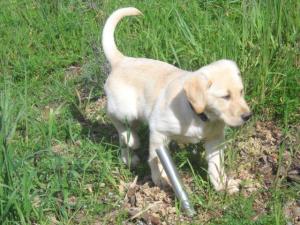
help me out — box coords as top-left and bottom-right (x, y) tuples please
(188, 102), (209, 122)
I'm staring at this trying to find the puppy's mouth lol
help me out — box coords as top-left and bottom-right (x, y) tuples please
(221, 114), (251, 127)
(225, 119), (245, 127)
(198, 107), (252, 127)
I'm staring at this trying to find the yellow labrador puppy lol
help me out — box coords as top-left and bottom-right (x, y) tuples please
(102, 7), (252, 193)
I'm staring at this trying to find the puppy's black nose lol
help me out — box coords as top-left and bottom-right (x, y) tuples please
(241, 112), (252, 121)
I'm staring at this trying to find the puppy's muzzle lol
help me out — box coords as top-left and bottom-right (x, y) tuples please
(241, 112), (252, 121)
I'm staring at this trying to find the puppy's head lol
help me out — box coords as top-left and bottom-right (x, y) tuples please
(184, 60), (251, 127)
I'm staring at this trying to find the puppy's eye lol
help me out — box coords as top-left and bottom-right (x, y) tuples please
(222, 94), (230, 100)
(240, 89), (244, 96)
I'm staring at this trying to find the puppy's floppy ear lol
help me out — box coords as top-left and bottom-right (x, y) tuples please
(184, 76), (210, 114)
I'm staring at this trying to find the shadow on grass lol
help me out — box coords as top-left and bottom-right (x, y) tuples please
(69, 102), (152, 181)
(172, 142), (208, 181)
(69, 103), (118, 145)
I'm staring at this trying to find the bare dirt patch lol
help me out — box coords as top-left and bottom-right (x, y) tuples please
(232, 121), (300, 222)
(122, 177), (191, 225)
(284, 200), (300, 225)
(237, 121), (299, 189)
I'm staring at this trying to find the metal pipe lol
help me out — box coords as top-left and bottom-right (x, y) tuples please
(156, 146), (196, 217)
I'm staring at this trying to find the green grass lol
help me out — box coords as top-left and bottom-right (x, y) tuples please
(0, 0), (299, 224)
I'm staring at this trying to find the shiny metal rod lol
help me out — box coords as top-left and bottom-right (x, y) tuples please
(156, 147), (196, 217)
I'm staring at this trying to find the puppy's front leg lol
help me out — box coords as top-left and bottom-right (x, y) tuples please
(205, 134), (240, 194)
(148, 131), (171, 188)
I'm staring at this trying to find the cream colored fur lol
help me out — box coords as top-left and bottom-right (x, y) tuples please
(102, 7), (251, 193)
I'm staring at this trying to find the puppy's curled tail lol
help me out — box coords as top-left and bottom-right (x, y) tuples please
(102, 7), (142, 65)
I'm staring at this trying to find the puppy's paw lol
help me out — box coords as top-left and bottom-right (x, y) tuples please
(215, 178), (241, 194)
(226, 178), (241, 194)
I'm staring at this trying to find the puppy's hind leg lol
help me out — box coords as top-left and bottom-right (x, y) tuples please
(109, 116), (140, 168)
